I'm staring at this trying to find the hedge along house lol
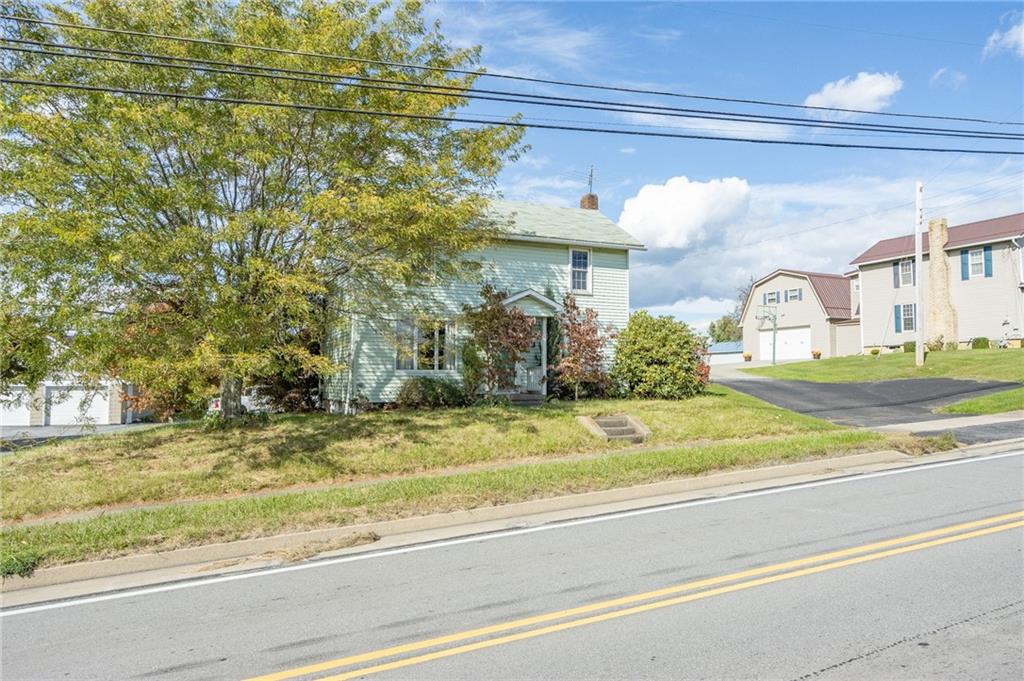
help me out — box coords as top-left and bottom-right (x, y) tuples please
(850, 212), (1024, 350)
(738, 269), (860, 361)
(324, 194), (645, 412)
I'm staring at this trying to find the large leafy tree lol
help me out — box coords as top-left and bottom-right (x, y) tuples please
(707, 314), (741, 343)
(0, 0), (523, 416)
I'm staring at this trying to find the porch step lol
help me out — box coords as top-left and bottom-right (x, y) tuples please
(594, 416), (628, 429)
(508, 393), (544, 407)
(578, 414), (650, 444)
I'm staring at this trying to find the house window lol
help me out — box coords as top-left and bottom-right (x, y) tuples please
(901, 304), (915, 333)
(570, 249), (591, 293)
(969, 248), (984, 278)
(396, 320), (451, 370)
(765, 291), (779, 304)
(786, 288), (802, 302)
(899, 260), (914, 287)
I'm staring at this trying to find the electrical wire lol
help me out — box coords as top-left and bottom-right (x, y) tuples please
(5, 38), (1020, 141)
(3, 13), (1021, 127)
(4, 77), (1022, 156)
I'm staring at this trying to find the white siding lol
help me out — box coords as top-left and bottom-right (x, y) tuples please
(741, 273), (832, 361)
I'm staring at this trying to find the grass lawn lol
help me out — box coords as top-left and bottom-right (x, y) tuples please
(0, 387), (957, 575)
(939, 386), (1024, 415)
(742, 348), (1024, 384)
(0, 387), (838, 522)
(2, 429), (953, 575)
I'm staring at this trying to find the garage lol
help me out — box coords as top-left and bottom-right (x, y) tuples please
(46, 386), (110, 426)
(759, 326), (811, 361)
(1, 388), (32, 427)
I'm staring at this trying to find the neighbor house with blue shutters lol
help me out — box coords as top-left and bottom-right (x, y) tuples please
(323, 193), (645, 411)
(850, 212), (1024, 351)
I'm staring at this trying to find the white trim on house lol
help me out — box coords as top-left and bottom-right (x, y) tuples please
(500, 288), (562, 310)
(501, 234), (647, 251)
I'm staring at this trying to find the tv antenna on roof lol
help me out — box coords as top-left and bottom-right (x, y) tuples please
(587, 165), (594, 194)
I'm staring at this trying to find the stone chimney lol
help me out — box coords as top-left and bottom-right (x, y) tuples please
(580, 193), (599, 210)
(926, 217), (959, 347)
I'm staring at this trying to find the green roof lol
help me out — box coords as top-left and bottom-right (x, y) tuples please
(486, 199), (646, 250)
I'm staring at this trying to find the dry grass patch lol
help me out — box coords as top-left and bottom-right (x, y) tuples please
(1, 387), (837, 522)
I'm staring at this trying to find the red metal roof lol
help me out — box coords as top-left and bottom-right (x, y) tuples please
(792, 270), (854, 319)
(850, 213), (1024, 265)
(749, 269), (854, 320)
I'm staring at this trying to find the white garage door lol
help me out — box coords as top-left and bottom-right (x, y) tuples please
(1, 388), (32, 427)
(46, 386), (110, 426)
(759, 326), (812, 361)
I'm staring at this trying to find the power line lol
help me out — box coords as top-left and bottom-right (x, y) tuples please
(3, 12), (1021, 127)
(5, 39), (1020, 141)
(4, 77), (1022, 156)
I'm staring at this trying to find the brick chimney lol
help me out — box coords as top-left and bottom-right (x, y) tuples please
(926, 217), (959, 347)
(580, 192), (599, 210)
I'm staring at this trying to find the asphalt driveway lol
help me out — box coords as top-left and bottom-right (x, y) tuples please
(717, 376), (1019, 427)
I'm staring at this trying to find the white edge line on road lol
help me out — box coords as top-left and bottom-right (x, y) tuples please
(3, 449), (1022, 618)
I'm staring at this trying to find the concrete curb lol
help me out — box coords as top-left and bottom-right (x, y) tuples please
(2, 449), (909, 594)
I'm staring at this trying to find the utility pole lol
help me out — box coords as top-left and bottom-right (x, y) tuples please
(915, 182), (924, 367)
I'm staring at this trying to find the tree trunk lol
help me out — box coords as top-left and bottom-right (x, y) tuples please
(220, 374), (243, 419)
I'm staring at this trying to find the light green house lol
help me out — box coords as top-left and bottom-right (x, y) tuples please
(324, 195), (645, 411)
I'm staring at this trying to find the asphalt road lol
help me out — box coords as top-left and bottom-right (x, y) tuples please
(2, 451), (1023, 681)
(718, 376), (1022, 443)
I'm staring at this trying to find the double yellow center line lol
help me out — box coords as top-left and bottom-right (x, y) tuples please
(248, 510), (1024, 681)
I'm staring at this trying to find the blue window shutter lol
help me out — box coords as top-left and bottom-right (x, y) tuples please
(762, 292), (766, 305)
(960, 250), (969, 280)
(892, 261), (900, 288)
(894, 305), (902, 333)
(798, 288), (803, 301)
(983, 245), (993, 277)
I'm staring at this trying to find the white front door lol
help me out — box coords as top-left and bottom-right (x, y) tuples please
(46, 386), (110, 426)
(759, 326), (812, 361)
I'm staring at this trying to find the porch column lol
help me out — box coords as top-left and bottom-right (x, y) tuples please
(541, 317), (548, 396)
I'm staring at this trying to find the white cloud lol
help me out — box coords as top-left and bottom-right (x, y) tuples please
(804, 72), (903, 119)
(625, 163), (1024, 312)
(619, 147), (637, 155)
(642, 297), (734, 333)
(929, 67), (967, 89)
(501, 173), (585, 207)
(984, 12), (1024, 58)
(427, 4), (603, 71)
(618, 176), (751, 249)
(517, 155), (551, 170)
(619, 109), (792, 141)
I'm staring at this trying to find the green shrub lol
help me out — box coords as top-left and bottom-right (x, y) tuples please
(611, 311), (708, 399)
(870, 348), (881, 356)
(395, 376), (467, 409)
(903, 341), (916, 353)
(971, 337), (990, 349)
(459, 339), (486, 402)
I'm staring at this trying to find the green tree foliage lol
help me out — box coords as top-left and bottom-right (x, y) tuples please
(611, 311), (709, 399)
(0, 0), (523, 415)
(461, 284), (536, 392)
(707, 314), (742, 343)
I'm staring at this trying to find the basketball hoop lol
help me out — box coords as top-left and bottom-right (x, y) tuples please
(755, 305), (777, 322)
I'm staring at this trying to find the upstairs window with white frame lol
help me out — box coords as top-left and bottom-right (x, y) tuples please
(570, 248), (591, 293)
(969, 248), (984, 278)
(395, 320), (452, 371)
(899, 259), (914, 287)
(764, 290), (780, 304)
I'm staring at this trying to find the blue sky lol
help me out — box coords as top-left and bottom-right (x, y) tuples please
(426, 1), (1024, 330)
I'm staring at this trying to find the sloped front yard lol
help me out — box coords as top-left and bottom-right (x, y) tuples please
(1, 388), (950, 575)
